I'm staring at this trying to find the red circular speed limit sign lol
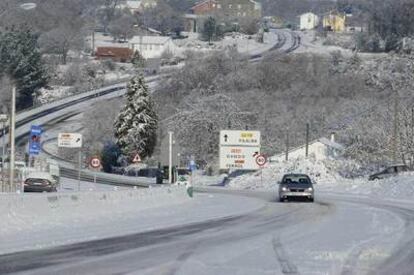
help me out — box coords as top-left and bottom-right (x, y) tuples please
(255, 154), (267, 167)
(90, 157), (101, 169)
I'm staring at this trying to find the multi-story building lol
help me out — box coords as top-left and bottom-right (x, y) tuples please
(186, 0), (262, 32)
(191, 0), (261, 18)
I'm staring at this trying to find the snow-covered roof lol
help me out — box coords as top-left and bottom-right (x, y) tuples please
(300, 12), (318, 17)
(191, 0), (216, 10)
(250, 0), (261, 10)
(126, 0), (142, 10)
(129, 36), (171, 45)
(269, 136), (345, 161)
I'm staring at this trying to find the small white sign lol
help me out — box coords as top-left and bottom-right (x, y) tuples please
(132, 153), (142, 163)
(58, 133), (82, 148)
(90, 157), (101, 168)
(255, 154), (267, 167)
(220, 130), (261, 147)
(220, 146), (260, 170)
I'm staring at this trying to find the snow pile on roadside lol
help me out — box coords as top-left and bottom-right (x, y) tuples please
(0, 186), (188, 236)
(228, 157), (343, 190)
(320, 172), (414, 201)
(227, 155), (414, 201)
(192, 172), (226, 186)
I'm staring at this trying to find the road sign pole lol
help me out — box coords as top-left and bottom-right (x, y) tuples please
(261, 166), (263, 186)
(94, 172), (97, 185)
(78, 150), (81, 192)
(168, 131), (173, 184)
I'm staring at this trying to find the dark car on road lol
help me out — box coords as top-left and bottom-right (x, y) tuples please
(24, 172), (57, 192)
(368, 164), (410, 181)
(278, 174), (315, 202)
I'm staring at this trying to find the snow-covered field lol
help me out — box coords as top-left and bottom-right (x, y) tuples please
(174, 31), (279, 57)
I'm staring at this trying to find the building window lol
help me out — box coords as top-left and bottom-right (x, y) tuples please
(229, 4), (232, 9)
(212, 4), (215, 7)
(243, 12), (246, 16)
(217, 4), (221, 8)
(238, 4), (241, 9)
(237, 12), (241, 16)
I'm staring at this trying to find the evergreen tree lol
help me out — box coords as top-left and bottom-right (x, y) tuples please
(202, 16), (217, 44)
(131, 50), (145, 69)
(0, 28), (48, 110)
(114, 74), (158, 160)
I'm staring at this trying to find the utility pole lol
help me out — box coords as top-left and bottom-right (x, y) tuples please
(411, 107), (414, 168)
(392, 90), (399, 164)
(0, 114), (7, 192)
(305, 123), (310, 158)
(91, 31), (95, 56)
(9, 86), (16, 192)
(285, 128), (289, 161)
(168, 131), (173, 184)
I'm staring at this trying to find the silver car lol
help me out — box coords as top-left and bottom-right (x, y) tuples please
(278, 174), (315, 202)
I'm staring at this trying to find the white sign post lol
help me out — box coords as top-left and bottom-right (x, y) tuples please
(90, 157), (101, 185)
(219, 130), (261, 170)
(255, 154), (267, 186)
(58, 133), (83, 190)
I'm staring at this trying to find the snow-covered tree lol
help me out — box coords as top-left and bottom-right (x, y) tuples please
(0, 28), (49, 109)
(114, 74), (158, 160)
(131, 50), (145, 69)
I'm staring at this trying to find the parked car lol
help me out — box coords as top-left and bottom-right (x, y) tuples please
(125, 167), (164, 184)
(24, 172), (57, 192)
(368, 164), (410, 181)
(278, 174), (315, 202)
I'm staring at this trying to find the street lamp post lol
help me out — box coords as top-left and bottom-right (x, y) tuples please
(168, 131), (173, 184)
(0, 114), (7, 192)
(9, 86), (16, 192)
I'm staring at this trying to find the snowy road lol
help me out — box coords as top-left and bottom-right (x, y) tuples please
(1, 189), (413, 275)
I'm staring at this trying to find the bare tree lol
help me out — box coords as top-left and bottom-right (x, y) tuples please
(108, 15), (136, 42)
(39, 25), (85, 64)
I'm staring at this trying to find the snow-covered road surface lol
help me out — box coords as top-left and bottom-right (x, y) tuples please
(1, 189), (413, 275)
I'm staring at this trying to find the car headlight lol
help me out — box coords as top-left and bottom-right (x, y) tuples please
(281, 187), (289, 191)
(307, 187), (313, 192)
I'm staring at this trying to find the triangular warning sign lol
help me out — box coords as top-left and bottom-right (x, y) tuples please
(132, 154), (141, 163)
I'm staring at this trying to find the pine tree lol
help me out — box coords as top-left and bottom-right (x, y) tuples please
(0, 28), (49, 110)
(131, 50), (145, 69)
(114, 74), (158, 160)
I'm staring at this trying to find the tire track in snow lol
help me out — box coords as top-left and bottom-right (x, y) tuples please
(272, 237), (300, 274)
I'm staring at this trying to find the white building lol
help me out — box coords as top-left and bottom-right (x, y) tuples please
(125, 0), (142, 13)
(300, 12), (319, 30)
(270, 135), (344, 162)
(120, 0), (158, 13)
(129, 36), (175, 59)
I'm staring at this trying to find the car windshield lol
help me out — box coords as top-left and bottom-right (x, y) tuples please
(283, 176), (310, 184)
(25, 178), (50, 184)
